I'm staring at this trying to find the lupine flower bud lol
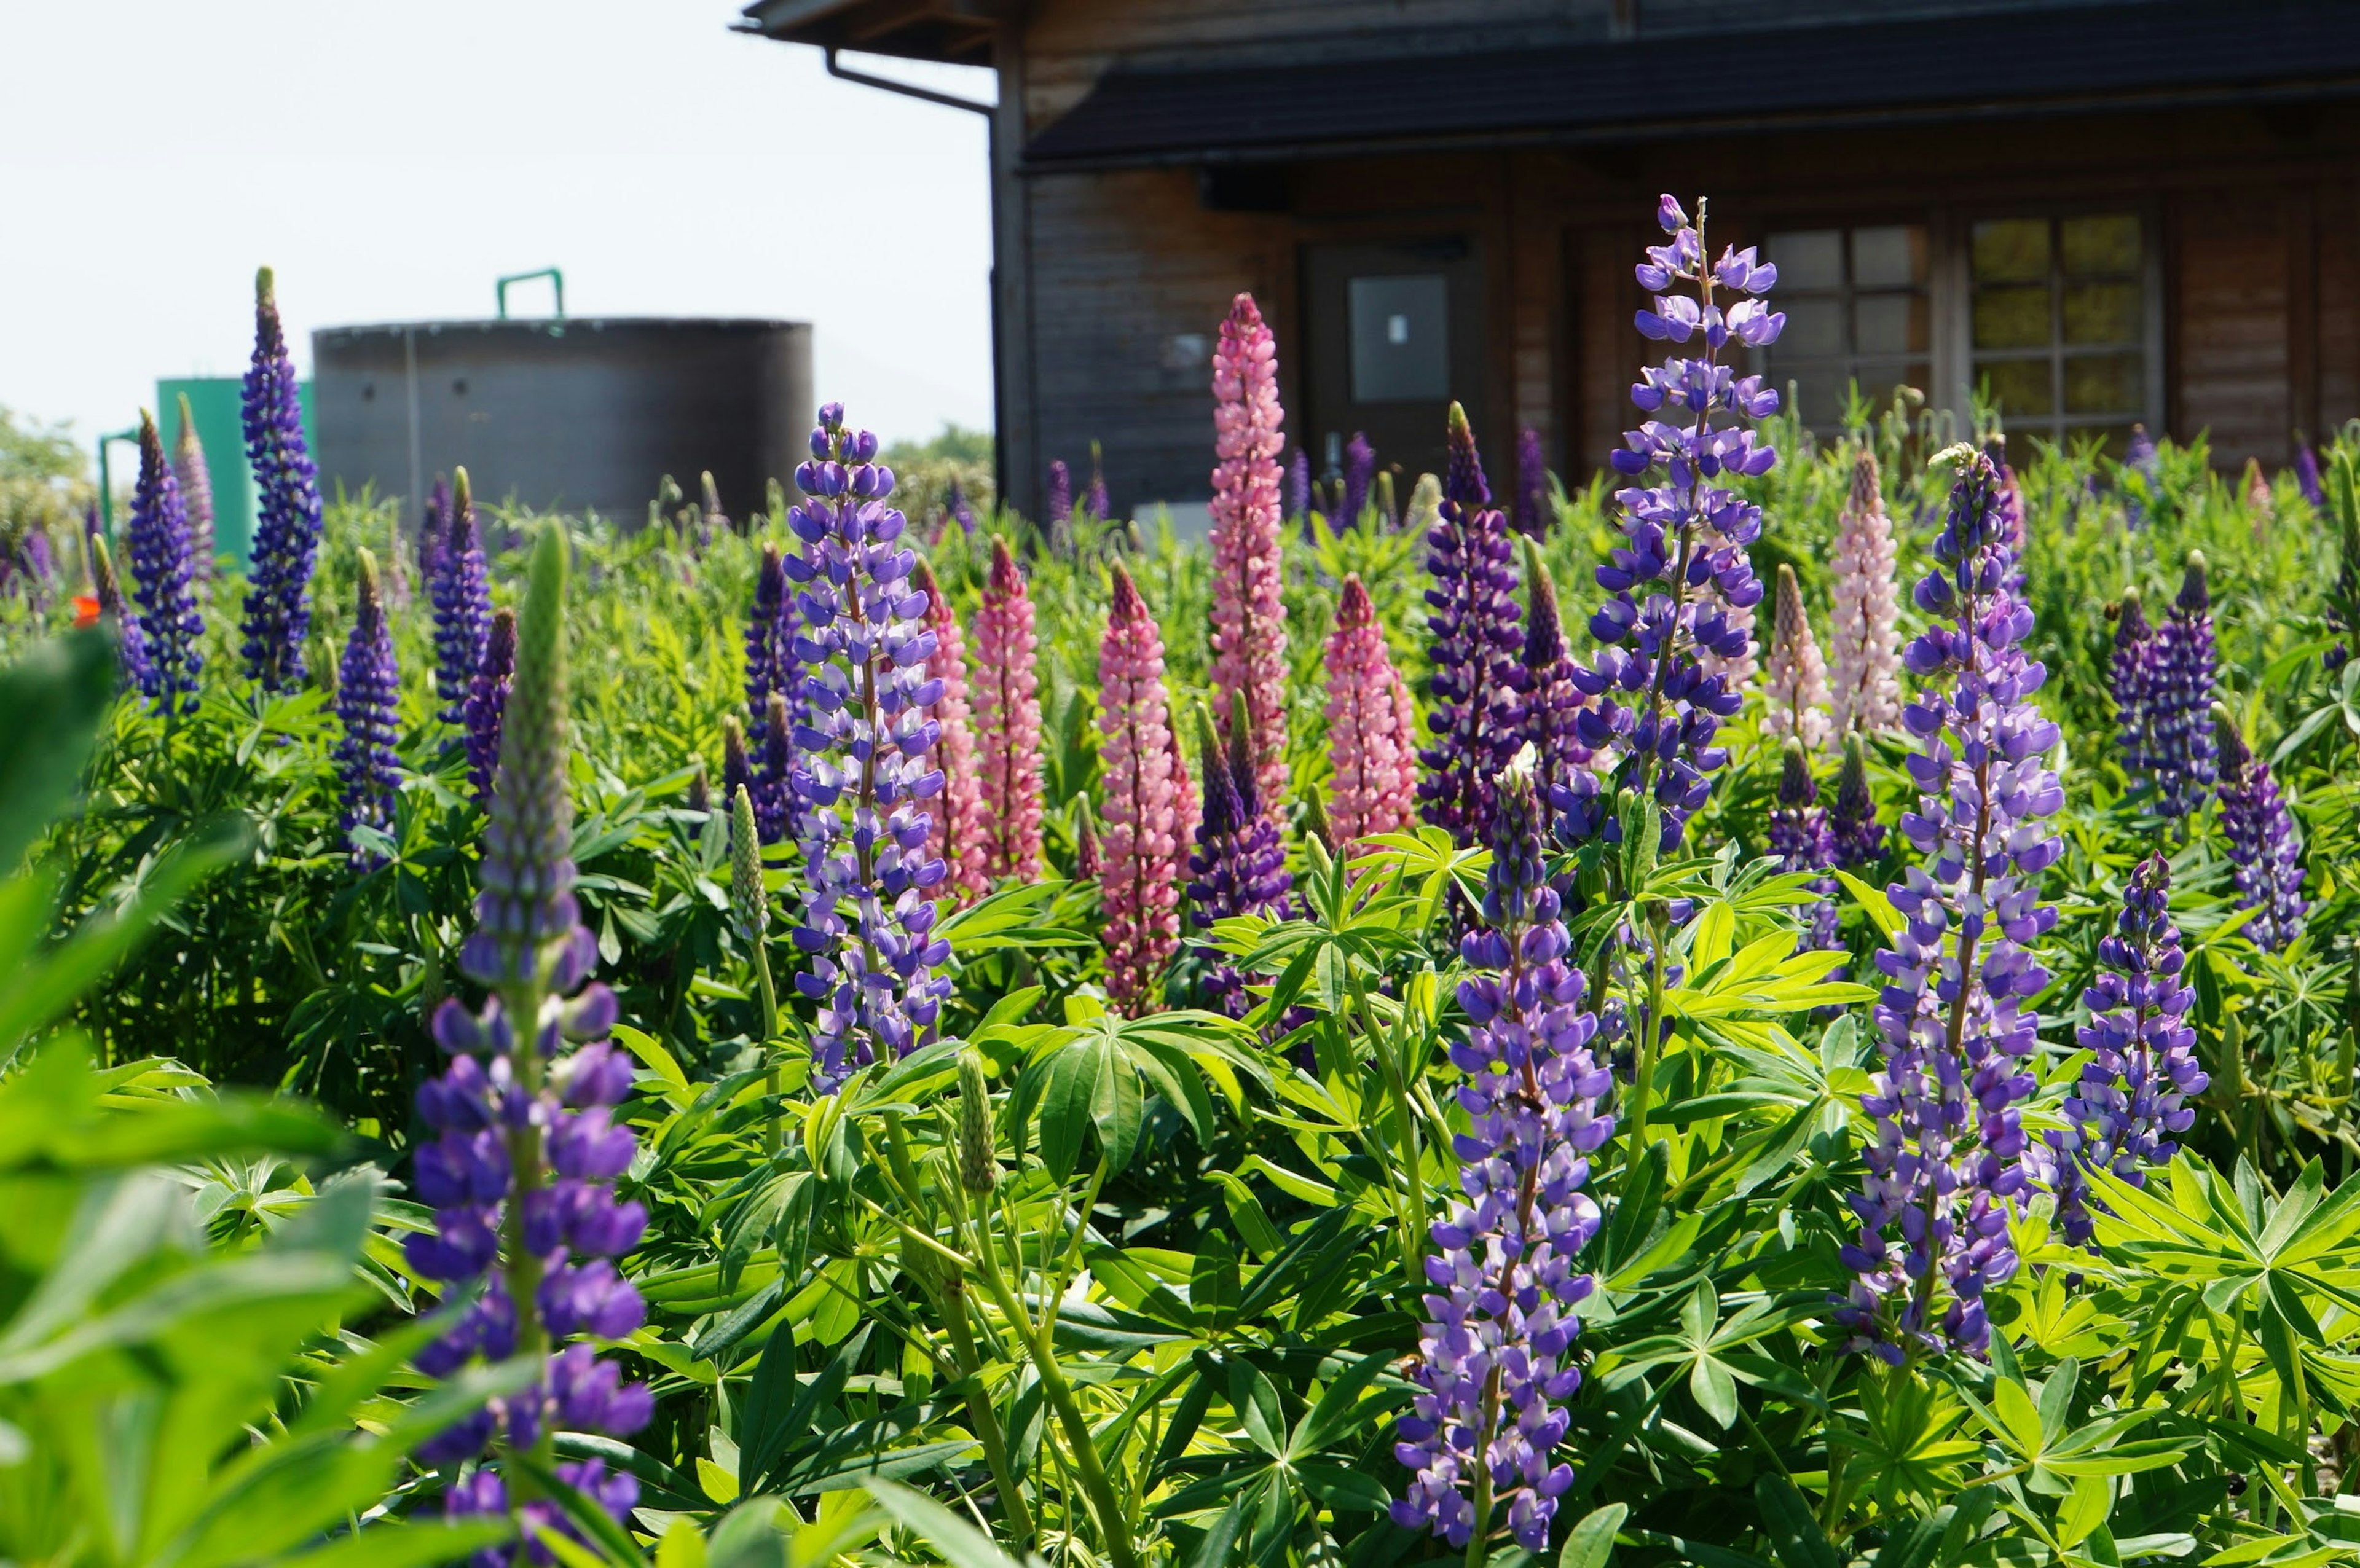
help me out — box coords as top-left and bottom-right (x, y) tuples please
(170, 392), (215, 578)
(2147, 552), (2217, 818)
(1322, 574), (1420, 853)
(957, 1050), (996, 1196)
(1834, 452), (2060, 1365)
(1830, 732), (1886, 869)
(1418, 402), (1523, 847)
(1097, 564), (1189, 1014)
(1342, 431), (1375, 528)
(238, 267), (325, 692)
(973, 537), (1044, 881)
(1769, 740), (1839, 960)
(334, 551), (402, 867)
(2037, 853), (2205, 1248)
(463, 606), (516, 804)
(685, 756), (711, 817)
(2216, 709), (2308, 951)
(731, 784), (768, 944)
(702, 471), (730, 536)
(1393, 749), (1611, 1554)
(1828, 449), (1903, 735)
(127, 409), (204, 713)
(430, 469), (492, 724)
(1761, 563), (1831, 751)
(1209, 293), (1292, 811)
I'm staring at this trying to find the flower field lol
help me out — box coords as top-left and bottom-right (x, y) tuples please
(11, 195), (2360, 1567)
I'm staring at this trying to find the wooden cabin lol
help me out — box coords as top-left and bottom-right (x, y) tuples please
(741, 0), (2360, 519)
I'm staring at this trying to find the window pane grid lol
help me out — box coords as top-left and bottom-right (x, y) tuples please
(1970, 212), (2147, 449)
(1761, 224), (1929, 434)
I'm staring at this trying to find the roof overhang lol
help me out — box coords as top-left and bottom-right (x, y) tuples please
(1023, 0), (2360, 171)
(734, 0), (999, 66)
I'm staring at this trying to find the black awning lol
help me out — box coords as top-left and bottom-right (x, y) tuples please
(1023, 0), (2360, 170)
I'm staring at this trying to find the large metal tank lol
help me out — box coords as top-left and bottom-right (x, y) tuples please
(311, 318), (813, 524)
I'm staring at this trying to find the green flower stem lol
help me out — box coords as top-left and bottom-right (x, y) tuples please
(752, 940), (781, 1154)
(1624, 901), (1672, 1167)
(1352, 974), (1428, 1292)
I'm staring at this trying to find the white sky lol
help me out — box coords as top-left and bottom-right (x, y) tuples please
(0, 1), (996, 461)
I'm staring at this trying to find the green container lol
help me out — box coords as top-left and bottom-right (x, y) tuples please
(157, 377), (315, 571)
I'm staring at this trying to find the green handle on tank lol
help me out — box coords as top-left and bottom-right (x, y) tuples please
(495, 267), (565, 324)
(96, 426), (140, 534)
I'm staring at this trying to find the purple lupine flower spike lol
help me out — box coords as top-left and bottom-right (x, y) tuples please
(2297, 439), (2325, 509)
(946, 476), (978, 536)
(463, 606), (516, 803)
(237, 267), (325, 691)
(2149, 553), (2217, 818)
(1769, 740), (1841, 961)
(1515, 426), (1550, 538)
(408, 525), (651, 1550)
(1560, 195), (1777, 853)
(334, 551), (402, 866)
(1517, 541), (1595, 819)
(722, 713), (753, 820)
(1417, 401), (1524, 848)
(1087, 441), (1111, 520)
(2215, 709), (2308, 951)
(1184, 697), (1293, 1018)
(744, 539), (804, 843)
(1393, 748), (1612, 1553)
(431, 468), (492, 724)
(1830, 732), (1886, 870)
(421, 475), (451, 587)
(1833, 449), (2061, 1366)
(782, 402), (954, 1093)
(1342, 431), (1375, 527)
(1045, 459), (1072, 527)
(170, 392), (215, 579)
(2111, 588), (2153, 782)
(1289, 447), (1311, 523)
(91, 536), (154, 696)
(2041, 853), (2206, 1248)
(755, 691), (794, 845)
(127, 409), (204, 713)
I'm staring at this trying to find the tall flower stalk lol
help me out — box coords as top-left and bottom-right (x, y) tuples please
(915, 560), (989, 904)
(1828, 449), (1903, 736)
(1096, 564), (1190, 1014)
(1323, 574), (1420, 853)
(1208, 292), (1292, 810)
(1516, 546), (1595, 823)
(2215, 711), (2308, 951)
(1769, 741), (1840, 960)
(972, 537), (1044, 881)
(745, 541), (801, 844)
(238, 267), (325, 692)
(1834, 450), (2061, 1365)
(1515, 426), (1549, 538)
(92, 536), (152, 697)
(1392, 751), (1612, 1557)
(1184, 699), (1294, 1017)
(334, 551), (402, 866)
(1342, 432), (1375, 529)
(2040, 853), (2205, 1248)
(2149, 553), (2217, 818)
(1761, 563), (1832, 751)
(782, 403), (953, 1093)
(1830, 733), (1886, 871)
(2112, 588), (2154, 782)
(406, 524), (651, 1543)
(464, 607), (517, 803)
(1418, 402), (1524, 847)
(170, 391), (215, 578)
(127, 409), (204, 713)
(431, 469), (492, 724)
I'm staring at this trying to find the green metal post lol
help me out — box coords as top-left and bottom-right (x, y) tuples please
(96, 427), (140, 535)
(495, 268), (565, 323)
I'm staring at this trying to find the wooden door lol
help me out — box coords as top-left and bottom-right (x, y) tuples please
(1301, 237), (1488, 503)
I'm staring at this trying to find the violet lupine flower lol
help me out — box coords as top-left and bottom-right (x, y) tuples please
(334, 551), (402, 866)
(2111, 587), (2154, 780)
(1418, 401), (1524, 849)
(946, 476), (977, 536)
(914, 560), (990, 905)
(127, 409), (204, 713)
(1097, 563), (1190, 1015)
(237, 267), (324, 692)
(1184, 700), (1294, 1018)
(2042, 853), (2206, 1248)
(1323, 573), (1421, 853)
(1086, 442), (1110, 520)
(1517, 549), (1596, 823)
(430, 469), (493, 726)
(170, 392), (215, 578)
(421, 475), (452, 586)
(1560, 196), (1777, 853)
(1045, 460), (1072, 528)
(92, 536), (154, 697)
(973, 536), (1045, 881)
(1392, 751), (1612, 1553)
(2216, 713), (2308, 951)
(463, 606), (516, 803)
(1828, 449), (1903, 736)
(1830, 733), (1886, 871)
(2297, 440), (2325, 509)
(743, 539), (804, 843)
(1769, 741), (1840, 959)
(2148, 554), (2217, 818)
(1761, 563), (1832, 753)
(1987, 436), (2028, 601)
(721, 713), (752, 820)
(1208, 292), (1293, 812)
(1289, 447), (1312, 523)
(782, 403), (954, 1093)
(1833, 450), (2061, 1366)
(407, 526), (651, 1545)
(1515, 426), (1550, 539)
(1342, 431), (1375, 528)
(2123, 423), (2158, 531)
(754, 692), (795, 845)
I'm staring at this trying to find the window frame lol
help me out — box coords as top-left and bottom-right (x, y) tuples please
(1749, 216), (1941, 437)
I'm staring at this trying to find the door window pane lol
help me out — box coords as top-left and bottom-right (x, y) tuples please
(2062, 282), (2140, 345)
(1984, 359), (2054, 417)
(2061, 214), (2141, 275)
(1761, 221), (1932, 438)
(1974, 286), (2050, 351)
(1972, 219), (2050, 283)
(1970, 212), (2151, 444)
(2064, 353), (2143, 415)
(1348, 275), (1449, 403)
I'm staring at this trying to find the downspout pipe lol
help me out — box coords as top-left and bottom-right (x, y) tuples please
(822, 47), (1007, 506)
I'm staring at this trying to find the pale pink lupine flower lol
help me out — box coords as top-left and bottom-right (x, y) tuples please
(1098, 565), (1189, 1014)
(1761, 563), (1833, 751)
(1828, 449), (1903, 735)
(915, 562), (989, 904)
(1324, 574), (1419, 850)
(972, 536), (1045, 881)
(1208, 292), (1291, 810)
